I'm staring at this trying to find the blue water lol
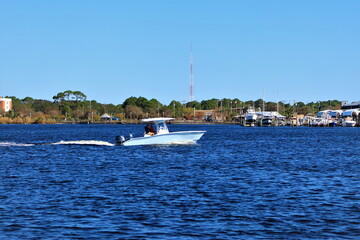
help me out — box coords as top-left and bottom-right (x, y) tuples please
(1, 124), (360, 239)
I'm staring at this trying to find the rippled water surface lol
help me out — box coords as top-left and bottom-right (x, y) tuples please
(1, 124), (360, 239)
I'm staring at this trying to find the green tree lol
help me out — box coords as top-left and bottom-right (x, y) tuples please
(147, 98), (162, 111)
(123, 96), (138, 108)
(266, 102), (278, 111)
(169, 100), (183, 118)
(169, 100), (182, 109)
(147, 98), (162, 117)
(6, 96), (22, 117)
(52, 90), (87, 120)
(186, 100), (201, 110)
(296, 101), (305, 108)
(102, 104), (123, 115)
(72, 91), (87, 101)
(22, 97), (34, 104)
(63, 90), (73, 101)
(231, 98), (243, 108)
(32, 100), (55, 112)
(245, 100), (255, 108)
(254, 98), (265, 110)
(61, 102), (72, 119)
(53, 92), (65, 103)
(88, 100), (103, 114)
(220, 98), (232, 110)
(136, 97), (149, 110)
(297, 106), (312, 115)
(201, 99), (218, 110)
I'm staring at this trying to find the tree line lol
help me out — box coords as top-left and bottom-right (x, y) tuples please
(0, 90), (342, 123)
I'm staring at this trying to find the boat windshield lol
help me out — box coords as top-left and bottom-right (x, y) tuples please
(141, 118), (173, 135)
(155, 121), (169, 134)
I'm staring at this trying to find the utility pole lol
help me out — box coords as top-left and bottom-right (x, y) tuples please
(221, 100), (223, 122)
(157, 103), (160, 117)
(173, 104), (176, 118)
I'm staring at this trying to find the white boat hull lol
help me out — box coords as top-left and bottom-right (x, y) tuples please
(123, 131), (206, 146)
(343, 121), (356, 127)
(245, 115), (257, 122)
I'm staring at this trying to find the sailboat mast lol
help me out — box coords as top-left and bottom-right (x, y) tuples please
(262, 88), (265, 112)
(277, 90), (279, 112)
(189, 44), (194, 102)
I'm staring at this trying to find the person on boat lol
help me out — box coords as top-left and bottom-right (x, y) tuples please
(144, 124), (150, 134)
(149, 124), (156, 135)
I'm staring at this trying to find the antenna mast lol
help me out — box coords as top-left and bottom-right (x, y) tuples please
(189, 44), (194, 102)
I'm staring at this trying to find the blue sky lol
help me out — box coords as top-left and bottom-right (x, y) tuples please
(1, 0), (359, 105)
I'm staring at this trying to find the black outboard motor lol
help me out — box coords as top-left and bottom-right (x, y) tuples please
(115, 135), (126, 146)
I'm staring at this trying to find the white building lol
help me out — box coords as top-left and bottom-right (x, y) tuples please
(0, 97), (12, 113)
(341, 101), (360, 110)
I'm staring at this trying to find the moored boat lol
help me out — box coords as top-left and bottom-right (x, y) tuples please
(341, 109), (359, 127)
(245, 107), (257, 126)
(342, 120), (356, 127)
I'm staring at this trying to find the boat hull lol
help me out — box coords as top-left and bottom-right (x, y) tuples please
(122, 131), (206, 146)
(245, 115), (257, 122)
(343, 121), (356, 127)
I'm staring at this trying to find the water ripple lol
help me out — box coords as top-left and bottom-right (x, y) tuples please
(1, 125), (360, 239)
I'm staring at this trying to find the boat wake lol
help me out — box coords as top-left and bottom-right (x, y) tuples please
(0, 142), (35, 147)
(166, 141), (197, 145)
(0, 140), (115, 147)
(0, 140), (194, 147)
(51, 140), (115, 146)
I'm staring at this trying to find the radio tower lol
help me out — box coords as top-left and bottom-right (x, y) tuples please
(189, 44), (194, 102)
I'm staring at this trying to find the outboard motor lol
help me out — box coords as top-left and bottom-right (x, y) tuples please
(115, 135), (126, 146)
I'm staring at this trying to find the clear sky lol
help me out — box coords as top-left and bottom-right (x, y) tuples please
(1, 0), (359, 105)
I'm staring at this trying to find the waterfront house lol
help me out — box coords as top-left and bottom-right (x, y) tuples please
(0, 97), (12, 113)
(289, 113), (305, 126)
(341, 101), (360, 110)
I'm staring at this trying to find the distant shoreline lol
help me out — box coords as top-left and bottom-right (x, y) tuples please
(1, 120), (359, 127)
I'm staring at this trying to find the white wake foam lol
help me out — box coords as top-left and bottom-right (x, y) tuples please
(0, 142), (34, 147)
(166, 141), (197, 145)
(52, 140), (115, 146)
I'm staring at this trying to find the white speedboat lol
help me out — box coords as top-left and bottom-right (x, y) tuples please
(117, 118), (206, 146)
